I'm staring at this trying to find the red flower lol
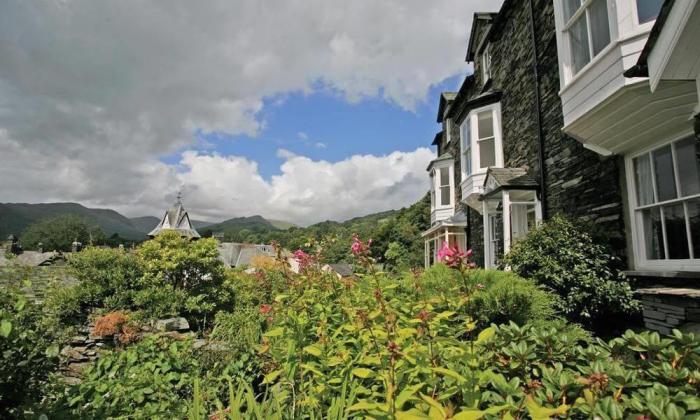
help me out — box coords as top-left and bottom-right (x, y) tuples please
(293, 249), (314, 271)
(437, 242), (473, 269)
(260, 304), (272, 314)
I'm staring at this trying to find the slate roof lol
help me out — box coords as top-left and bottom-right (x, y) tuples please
(426, 152), (453, 171)
(216, 243), (276, 268)
(324, 263), (355, 278)
(148, 200), (201, 239)
(482, 168), (539, 199)
(437, 92), (458, 123)
(0, 251), (65, 267)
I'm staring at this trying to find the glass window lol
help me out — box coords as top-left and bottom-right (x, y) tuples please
(634, 154), (654, 205)
(664, 203), (690, 259)
(439, 167), (451, 206)
(688, 198), (700, 258)
(477, 110), (496, 169)
(564, 0), (611, 77)
(675, 137), (700, 197)
(482, 44), (492, 82)
(461, 121), (472, 177)
(632, 137), (700, 264)
(636, 0), (663, 24)
(641, 207), (664, 260)
(653, 145), (677, 202)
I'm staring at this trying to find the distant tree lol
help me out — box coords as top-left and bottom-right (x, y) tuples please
(20, 214), (105, 252)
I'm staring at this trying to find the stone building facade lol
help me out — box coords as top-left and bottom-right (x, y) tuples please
(424, 0), (625, 269)
(424, 0), (700, 333)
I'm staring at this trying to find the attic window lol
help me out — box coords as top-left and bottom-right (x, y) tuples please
(562, 0), (611, 76)
(482, 44), (492, 82)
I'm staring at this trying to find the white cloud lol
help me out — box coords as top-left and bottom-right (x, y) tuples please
(314, 142), (327, 149)
(0, 0), (500, 223)
(174, 148), (434, 225)
(297, 132), (309, 141)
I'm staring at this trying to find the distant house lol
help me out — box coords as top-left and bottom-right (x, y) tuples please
(217, 242), (276, 268)
(322, 263), (355, 280)
(148, 197), (201, 239)
(424, 0), (700, 333)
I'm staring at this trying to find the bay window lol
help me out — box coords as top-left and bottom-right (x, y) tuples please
(477, 110), (496, 168)
(562, 0), (611, 76)
(629, 136), (700, 268)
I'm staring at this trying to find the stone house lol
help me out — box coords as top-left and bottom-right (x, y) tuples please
(423, 0), (699, 332)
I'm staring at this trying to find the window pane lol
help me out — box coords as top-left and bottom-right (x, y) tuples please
(663, 204), (690, 259)
(440, 167), (450, 187)
(675, 137), (700, 197)
(569, 14), (590, 74)
(479, 138), (496, 168)
(589, 0), (610, 56)
(465, 148), (472, 175)
(653, 145), (677, 202)
(636, 0), (663, 23)
(641, 207), (664, 260)
(477, 111), (494, 139)
(440, 186), (451, 206)
(688, 198), (700, 258)
(634, 154), (654, 206)
(563, 0), (582, 21)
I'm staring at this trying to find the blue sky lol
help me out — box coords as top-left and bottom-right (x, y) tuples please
(162, 74), (464, 180)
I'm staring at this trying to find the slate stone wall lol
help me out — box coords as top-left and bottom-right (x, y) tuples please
(455, 0), (627, 264)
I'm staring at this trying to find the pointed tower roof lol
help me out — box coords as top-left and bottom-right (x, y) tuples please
(148, 194), (201, 239)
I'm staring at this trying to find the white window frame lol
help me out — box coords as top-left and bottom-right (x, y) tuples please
(625, 131), (700, 272)
(445, 118), (453, 145)
(460, 119), (472, 181)
(558, 0), (614, 82)
(433, 163), (454, 210)
(467, 103), (504, 175)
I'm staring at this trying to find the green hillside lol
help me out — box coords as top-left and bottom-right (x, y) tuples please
(0, 203), (147, 240)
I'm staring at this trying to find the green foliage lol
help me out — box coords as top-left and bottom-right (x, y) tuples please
(465, 269), (557, 326)
(136, 231), (233, 325)
(0, 288), (59, 417)
(20, 214), (105, 251)
(65, 336), (200, 418)
(502, 215), (641, 332)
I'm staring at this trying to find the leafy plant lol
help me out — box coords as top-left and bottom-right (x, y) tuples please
(0, 288), (60, 417)
(502, 215), (641, 333)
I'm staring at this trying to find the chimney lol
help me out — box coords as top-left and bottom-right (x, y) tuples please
(37, 242), (43, 253)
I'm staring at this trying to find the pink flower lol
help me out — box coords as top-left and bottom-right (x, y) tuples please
(351, 234), (371, 256)
(293, 249), (314, 271)
(437, 242), (473, 269)
(260, 304), (272, 314)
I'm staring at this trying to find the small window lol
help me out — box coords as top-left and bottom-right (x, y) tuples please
(562, 0), (611, 76)
(460, 120), (472, 178)
(636, 0), (663, 24)
(482, 44), (492, 82)
(439, 167), (451, 206)
(631, 137), (700, 264)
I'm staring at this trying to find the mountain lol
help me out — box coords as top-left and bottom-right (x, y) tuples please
(200, 215), (278, 237)
(0, 202), (147, 240)
(266, 219), (297, 230)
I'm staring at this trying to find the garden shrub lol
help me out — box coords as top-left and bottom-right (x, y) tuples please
(466, 269), (557, 326)
(502, 215), (641, 333)
(0, 288), (59, 417)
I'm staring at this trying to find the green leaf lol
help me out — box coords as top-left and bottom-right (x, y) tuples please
(347, 401), (382, 412)
(525, 396), (569, 420)
(263, 327), (285, 337)
(476, 327), (495, 344)
(431, 367), (466, 383)
(262, 369), (283, 384)
(303, 344), (323, 357)
(45, 344), (60, 358)
(0, 320), (12, 338)
(452, 410), (485, 420)
(351, 368), (374, 378)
